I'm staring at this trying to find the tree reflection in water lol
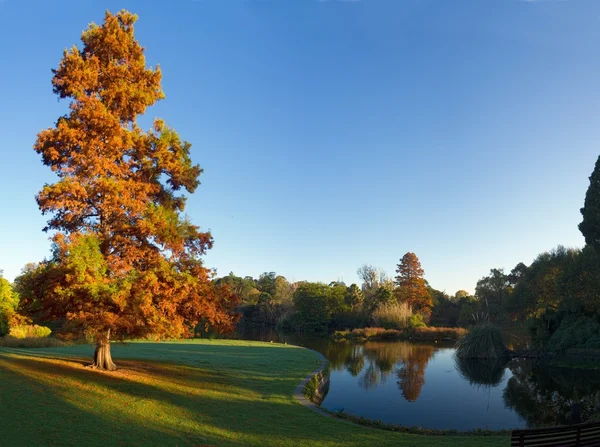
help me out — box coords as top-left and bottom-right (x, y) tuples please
(325, 340), (436, 400)
(396, 344), (435, 401)
(344, 344), (364, 377)
(454, 356), (600, 427)
(239, 329), (600, 427)
(454, 357), (506, 388)
(502, 359), (600, 428)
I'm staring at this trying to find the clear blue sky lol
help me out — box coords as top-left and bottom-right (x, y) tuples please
(1, 0), (598, 294)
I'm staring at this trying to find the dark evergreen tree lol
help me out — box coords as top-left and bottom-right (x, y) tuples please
(579, 155), (600, 250)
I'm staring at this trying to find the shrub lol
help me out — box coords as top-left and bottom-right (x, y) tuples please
(303, 363), (330, 405)
(0, 336), (67, 348)
(547, 315), (600, 353)
(412, 326), (467, 340)
(372, 302), (412, 330)
(276, 310), (302, 332)
(332, 327), (400, 341)
(408, 314), (426, 329)
(455, 323), (509, 359)
(332, 326), (467, 342)
(362, 327), (395, 338)
(9, 324), (52, 339)
(331, 309), (369, 330)
(0, 310), (9, 337)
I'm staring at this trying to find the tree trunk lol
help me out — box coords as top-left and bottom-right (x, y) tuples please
(92, 330), (117, 371)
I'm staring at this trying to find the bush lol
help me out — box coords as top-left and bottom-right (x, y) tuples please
(332, 326), (467, 342)
(455, 323), (509, 359)
(276, 310), (302, 332)
(0, 311), (9, 337)
(332, 327), (399, 341)
(372, 302), (412, 330)
(408, 314), (426, 329)
(303, 363), (330, 405)
(547, 315), (600, 353)
(331, 310), (369, 330)
(0, 336), (67, 348)
(412, 326), (467, 340)
(9, 324), (52, 339)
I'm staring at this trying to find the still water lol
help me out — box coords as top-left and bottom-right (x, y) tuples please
(239, 330), (600, 431)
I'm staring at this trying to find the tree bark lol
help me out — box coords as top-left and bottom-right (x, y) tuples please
(92, 330), (117, 371)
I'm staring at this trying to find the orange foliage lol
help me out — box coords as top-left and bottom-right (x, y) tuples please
(394, 252), (433, 316)
(29, 11), (238, 342)
(396, 345), (435, 402)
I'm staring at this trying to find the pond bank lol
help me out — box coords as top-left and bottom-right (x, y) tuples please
(332, 326), (467, 342)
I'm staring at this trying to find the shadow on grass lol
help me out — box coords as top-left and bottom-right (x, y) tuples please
(0, 347), (347, 447)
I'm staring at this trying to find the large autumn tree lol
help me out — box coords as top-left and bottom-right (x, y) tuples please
(26, 10), (237, 370)
(394, 252), (432, 316)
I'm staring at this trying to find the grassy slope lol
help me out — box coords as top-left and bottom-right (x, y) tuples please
(0, 340), (507, 447)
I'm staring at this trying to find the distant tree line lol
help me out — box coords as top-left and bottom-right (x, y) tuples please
(218, 252), (474, 334)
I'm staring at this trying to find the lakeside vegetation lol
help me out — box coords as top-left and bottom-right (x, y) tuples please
(455, 323), (510, 360)
(332, 326), (467, 342)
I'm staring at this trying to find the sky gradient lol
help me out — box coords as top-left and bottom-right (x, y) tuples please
(1, 0), (598, 294)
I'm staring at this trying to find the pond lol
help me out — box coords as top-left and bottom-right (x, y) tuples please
(238, 330), (600, 431)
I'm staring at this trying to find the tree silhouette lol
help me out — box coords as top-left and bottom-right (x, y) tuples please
(580, 155), (600, 250)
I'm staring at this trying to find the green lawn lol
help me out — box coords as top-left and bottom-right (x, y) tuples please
(0, 340), (507, 446)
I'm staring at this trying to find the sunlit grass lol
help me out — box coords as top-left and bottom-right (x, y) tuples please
(0, 340), (506, 446)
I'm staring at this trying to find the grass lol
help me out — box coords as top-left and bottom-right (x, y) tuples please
(455, 323), (509, 360)
(372, 302), (413, 329)
(329, 410), (511, 437)
(0, 339), (506, 446)
(333, 327), (467, 342)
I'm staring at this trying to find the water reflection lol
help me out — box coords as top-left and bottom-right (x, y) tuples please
(395, 343), (435, 401)
(503, 359), (600, 427)
(319, 340), (522, 430)
(325, 340), (437, 401)
(236, 329), (600, 430)
(454, 357), (506, 388)
(342, 344), (364, 376)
